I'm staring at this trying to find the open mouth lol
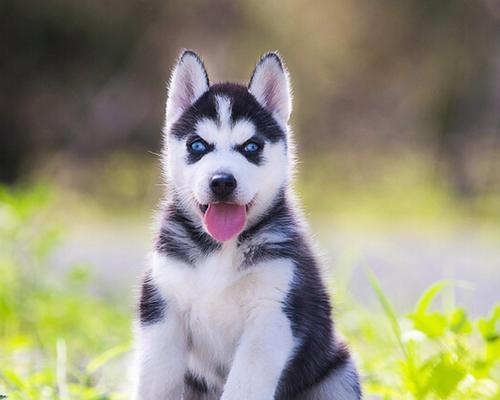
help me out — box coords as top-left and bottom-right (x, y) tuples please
(198, 202), (251, 242)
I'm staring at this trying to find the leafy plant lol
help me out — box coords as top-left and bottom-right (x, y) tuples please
(1, 185), (498, 399)
(363, 271), (500, 399)
(0, 186), (130, 400)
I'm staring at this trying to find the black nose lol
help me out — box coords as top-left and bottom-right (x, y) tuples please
(210, 173), (237, 199)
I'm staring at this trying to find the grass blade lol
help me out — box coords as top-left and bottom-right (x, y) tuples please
(366, 268), (407, 358)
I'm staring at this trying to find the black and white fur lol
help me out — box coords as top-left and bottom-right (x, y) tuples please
(132, 50), (361, 399)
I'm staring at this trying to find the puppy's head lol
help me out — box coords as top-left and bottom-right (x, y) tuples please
(163, 50), (293, 242)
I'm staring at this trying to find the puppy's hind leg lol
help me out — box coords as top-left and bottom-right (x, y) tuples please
(298, 358), (362, 400)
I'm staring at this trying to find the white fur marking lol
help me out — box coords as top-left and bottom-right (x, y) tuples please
(215, 95), (232, 129)
(148, 251), (296, 396)
(132, 316), (187, 400)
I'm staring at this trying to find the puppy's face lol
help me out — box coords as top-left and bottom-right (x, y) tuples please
(163, 51), (293, 242)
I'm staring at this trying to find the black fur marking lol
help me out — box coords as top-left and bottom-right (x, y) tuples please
(217, 83), (286, 143)
(241, 240), (294, 267)
(277, 238), (354, 397)
(184, 371), (209, 394)
(234, 136), (265, 166)
(238, 191), (298, 267)
(139, 271), (167, 325)
(237, 192), (357, 398)
(156, 196), (221, 265)
(168, 83), (286, 145)
(278, 241), (352, 397)
(238, 189), (288, 242)
(186, 135), (215, 164)
(170, 90), (218, 140)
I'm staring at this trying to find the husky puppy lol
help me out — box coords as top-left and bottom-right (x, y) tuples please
(132, 50), (361, 400)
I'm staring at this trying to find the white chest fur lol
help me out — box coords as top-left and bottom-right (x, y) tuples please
(151, 244), (294, 386)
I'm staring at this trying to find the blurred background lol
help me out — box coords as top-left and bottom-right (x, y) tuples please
(1, 1), (500, 398)
(3, 0), (499, 311)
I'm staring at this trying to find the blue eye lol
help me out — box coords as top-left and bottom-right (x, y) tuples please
(244, 142), (260, 153)
(190, 140), (207, 153)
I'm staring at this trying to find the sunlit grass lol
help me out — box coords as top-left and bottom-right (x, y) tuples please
(0, 186), (131, 400)
(1, 175), (499, 399)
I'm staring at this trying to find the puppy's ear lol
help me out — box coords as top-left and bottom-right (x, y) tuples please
(166, 50), (209, 123)
(248, 52), (292, 125)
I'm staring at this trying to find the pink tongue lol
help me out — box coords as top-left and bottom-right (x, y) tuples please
(203, 203), (247, 242)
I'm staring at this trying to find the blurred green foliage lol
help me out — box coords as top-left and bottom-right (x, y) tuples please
(298, 152), (500, 227)
(353, 273), (500, 399)
(0, 186), (499, 399)
(0, 187), (130, 400)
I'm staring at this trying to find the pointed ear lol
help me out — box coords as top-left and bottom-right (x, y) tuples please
(248, 52), (292, 125)
(166, 50), (209, 123)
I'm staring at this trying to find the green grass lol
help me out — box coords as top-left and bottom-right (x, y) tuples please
(356, 273), (500, 399)
(0, 185), (499, 399)
(0, 186), (130, 400)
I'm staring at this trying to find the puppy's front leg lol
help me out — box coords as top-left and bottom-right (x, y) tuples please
(221, 309), (295, 400)
(132, 276), (187, 400)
